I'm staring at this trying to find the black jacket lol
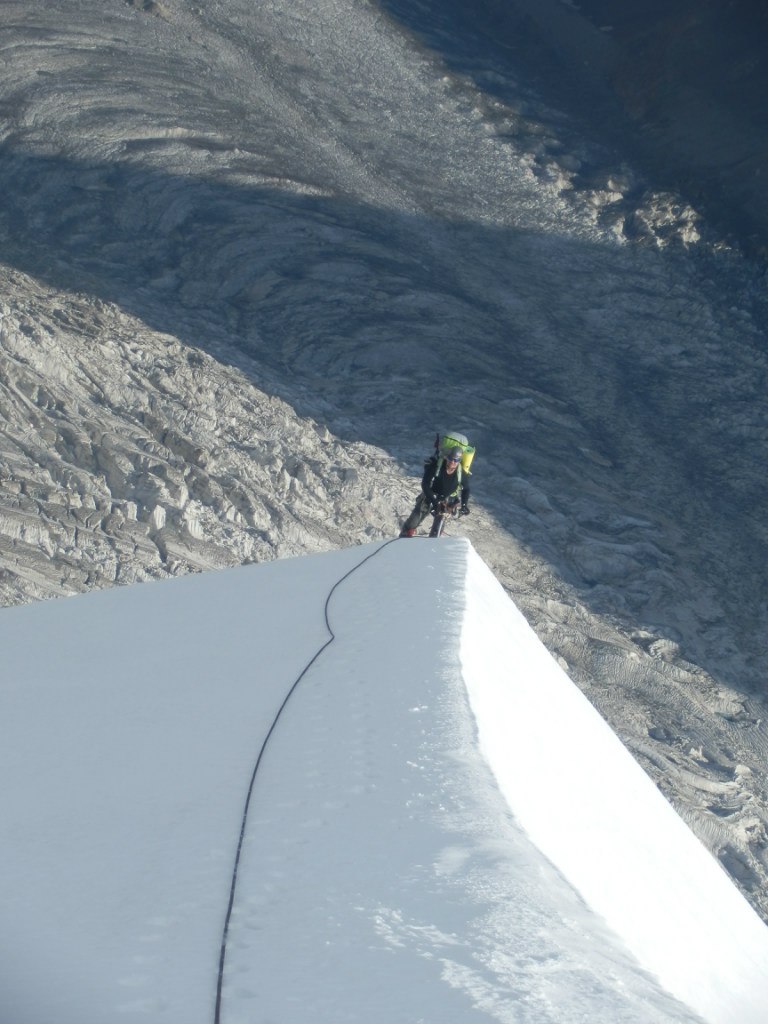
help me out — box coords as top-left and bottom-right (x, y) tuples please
(421, 456), (470, 505)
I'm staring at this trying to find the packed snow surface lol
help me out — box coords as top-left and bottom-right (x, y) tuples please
(1, 539), (766, 1024)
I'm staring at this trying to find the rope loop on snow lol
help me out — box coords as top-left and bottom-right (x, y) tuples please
(214, 538), (399, 1023)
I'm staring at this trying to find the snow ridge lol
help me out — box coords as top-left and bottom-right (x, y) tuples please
(460, 545), (768, 1024)
(1, 538), (766, 1022)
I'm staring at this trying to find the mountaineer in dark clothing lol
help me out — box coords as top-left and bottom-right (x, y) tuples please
(399, 444), (471, 538)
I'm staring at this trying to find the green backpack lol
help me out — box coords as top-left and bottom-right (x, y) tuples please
(436, 431), (476, 475)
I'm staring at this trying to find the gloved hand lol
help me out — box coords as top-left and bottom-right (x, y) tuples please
(460, 503), (470, 516)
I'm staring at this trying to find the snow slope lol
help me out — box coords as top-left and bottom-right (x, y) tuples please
(1, 540), (766, 1024)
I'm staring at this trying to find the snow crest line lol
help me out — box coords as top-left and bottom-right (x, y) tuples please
(213, 537), (400, 1023)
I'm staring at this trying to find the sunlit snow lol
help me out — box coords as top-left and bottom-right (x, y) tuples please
(2, 539), (766, 1023)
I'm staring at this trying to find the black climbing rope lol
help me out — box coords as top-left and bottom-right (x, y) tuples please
(214, 538), (399, 1023)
